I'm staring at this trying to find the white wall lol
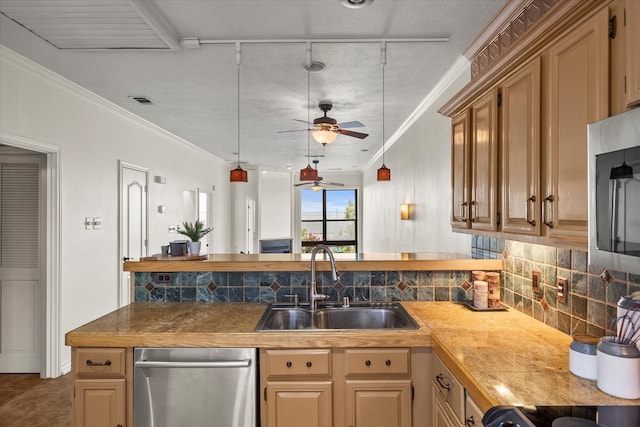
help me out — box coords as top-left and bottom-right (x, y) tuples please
(259, 169), (292, 240)
(362, 60), (472, 255)
(0, 46), (232, 372)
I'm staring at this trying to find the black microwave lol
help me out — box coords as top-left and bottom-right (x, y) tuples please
(588, 108), (640, 275)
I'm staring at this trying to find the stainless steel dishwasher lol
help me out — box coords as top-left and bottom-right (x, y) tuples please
(134, 347), (257, 427)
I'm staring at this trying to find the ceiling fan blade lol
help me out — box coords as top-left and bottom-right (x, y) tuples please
(277, 128), (310, 134)
(338, 129), (369, 139)
(338, 121), (364, 128)
(293, 119), (313, 125)
(294, 182), (312, 187)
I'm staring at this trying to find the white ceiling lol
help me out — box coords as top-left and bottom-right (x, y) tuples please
(0, 0), (505, 173)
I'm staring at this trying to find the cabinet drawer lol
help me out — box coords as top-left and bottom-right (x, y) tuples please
(264, 349), (331, 377)
(345, 348), (410, 375)
(432, 353), (464, 423)
(74, 348), (126, 376)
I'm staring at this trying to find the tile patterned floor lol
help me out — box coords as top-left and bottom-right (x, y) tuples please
(0, 373), (71, 427)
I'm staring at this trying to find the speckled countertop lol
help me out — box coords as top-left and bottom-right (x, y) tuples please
(65, 301), (640, 410)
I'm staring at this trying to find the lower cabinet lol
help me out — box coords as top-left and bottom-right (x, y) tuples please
(71, 347), (131, 427)
(261, 347), (429, 427)
(432, 352), (484, 427)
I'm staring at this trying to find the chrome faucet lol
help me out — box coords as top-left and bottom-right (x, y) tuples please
(309, 244), (338, 309)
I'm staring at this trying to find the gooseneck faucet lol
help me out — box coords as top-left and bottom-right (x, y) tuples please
(309, 244), (339, 310)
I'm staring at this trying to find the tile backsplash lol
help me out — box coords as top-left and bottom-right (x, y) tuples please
(472, 236), (640, 337)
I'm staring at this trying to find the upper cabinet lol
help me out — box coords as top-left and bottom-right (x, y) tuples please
(441, 0), (620, 248)
(626, 0), (640, 106)
(500, 57), (541, 236)
(542, 8), (609, 243)
(470, 89), (499, 231)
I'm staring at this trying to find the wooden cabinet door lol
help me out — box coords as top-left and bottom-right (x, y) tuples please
(543, 8), (609, 242)
(470, 89), (499, 231)
(432, 384), (463, 427)
(74, 379), (125, 427)
(627, 0), (640, 106)
(500, 57), (541, 235)
(451, 110), (471, 229)
(265, 381), (332, 427)
(465, 395), (484, 427)
(346, 380), (412, 427)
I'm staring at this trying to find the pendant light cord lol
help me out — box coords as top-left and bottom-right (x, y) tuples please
(306, 42), (312, 163)
(236, 42), (242, 166)
(381, 41), (386, 165)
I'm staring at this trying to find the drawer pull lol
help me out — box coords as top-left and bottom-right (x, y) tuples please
(86, 359), (112, 367)
(465, 415), (476, 426)
(385, 359), (391, 366)
(435, 374), (450, 391)
(286, 361), (292, 368)
(365, 360), (371, 366)
(306, 361), (312, 368)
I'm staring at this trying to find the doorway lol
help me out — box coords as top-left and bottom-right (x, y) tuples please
(0, 146), (45, 374)
(118, 162), (148, 307)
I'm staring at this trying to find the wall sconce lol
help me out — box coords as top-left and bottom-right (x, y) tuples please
(400, 203), (412, 220)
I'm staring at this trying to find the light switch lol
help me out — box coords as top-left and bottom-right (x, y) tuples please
(168, 224), (177, 233)
(84, 217), (93, 230)
(93, 217), (102, 229)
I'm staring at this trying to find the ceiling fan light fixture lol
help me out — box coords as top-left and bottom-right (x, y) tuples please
(311, 183), (323, 192)
(312, 129), (338, 145)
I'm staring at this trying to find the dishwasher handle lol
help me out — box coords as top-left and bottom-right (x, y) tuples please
(135, 359), (252, 369)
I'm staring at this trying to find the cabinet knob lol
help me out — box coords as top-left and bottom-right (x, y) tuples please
(365, 360), (371, 366)
(306, 361), (312, 368)
(286, 361), (292, 368)
(385, 359), (391, 366)
(465, 415), (476, 426)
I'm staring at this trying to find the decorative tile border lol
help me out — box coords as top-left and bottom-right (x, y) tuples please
(133, 269), (480, 304)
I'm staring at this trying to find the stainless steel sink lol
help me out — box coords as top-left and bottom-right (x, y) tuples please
(255, 302), (419, 331)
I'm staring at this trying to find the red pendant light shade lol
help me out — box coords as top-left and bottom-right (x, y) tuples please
(230, 165), (248, 182)
(377, 164), (391, 181)
(299, 164), (318, 181)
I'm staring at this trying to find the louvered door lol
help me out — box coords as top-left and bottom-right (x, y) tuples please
(0, 152), (45, 373)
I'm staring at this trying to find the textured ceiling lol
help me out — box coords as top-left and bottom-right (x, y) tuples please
(0, 0), (505, 173)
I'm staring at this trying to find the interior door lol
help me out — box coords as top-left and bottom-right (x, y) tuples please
(0, 151), (45, 373)
(119, 162), (148, 307)
(245, 197), (256, 254)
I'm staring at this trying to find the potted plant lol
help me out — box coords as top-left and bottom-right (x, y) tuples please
(177, 220), (213, 255)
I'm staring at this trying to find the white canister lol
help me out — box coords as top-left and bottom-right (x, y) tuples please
(597, 336), (640, 399)
(569, 335), (598, 380)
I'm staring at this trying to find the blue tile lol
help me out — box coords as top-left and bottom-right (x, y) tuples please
(418, 287), (434, 301)
(371, 271), (385, 286)
(212, 272), (228, 286)
(229, 286), (244, 302)
(134, 287), (149, 302)
(197, 287), (213, 302)
(338, 271), (354, 286)
(354, 271), (371, 286)
(259, 287), (275, 303)
(402, 271), (417, 287)
(165, 287), (181, 302)
(181, 272), (197, 286)
(387, 287), (401, 301)
(435, 287), (450, 301)
(135, 272), (150, 287)
(229, 272), (244, 286)
(386, 271), (401, 286)
(572, 251), (588, 272)
(244, 272), (260, 287)
(150, 287), (165, 302)
(451, 287), (467, 302)
(197, 272), (212, 286)
(401, 287), (417, 301)
(244, 287), (259, 302)
(260, 272), (275, 286)
(181, 287), (197, 302)
(275, 271), (291, 287)
(353, 286), (370, 302)
(213, 287), (229, 302)
(370, 286), (385, 301)
(433, 272), (449, 287)
(291, 272), (308, 286)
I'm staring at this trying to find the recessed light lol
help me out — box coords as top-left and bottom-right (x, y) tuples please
(340, 0), (373, 9)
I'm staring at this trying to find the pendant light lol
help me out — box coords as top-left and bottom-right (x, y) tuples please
(299, 42), (319, 182)
(230, 42), (248, 183)
(377, 41), (391, 181)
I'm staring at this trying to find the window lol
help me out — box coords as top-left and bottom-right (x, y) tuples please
(301, 188), (357, 253)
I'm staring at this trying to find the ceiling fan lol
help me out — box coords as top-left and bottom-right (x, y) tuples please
(294, 160), (345, 191)
(279, 103), (369, 145)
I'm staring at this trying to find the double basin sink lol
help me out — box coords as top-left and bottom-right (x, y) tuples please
(255, 302), (419, 331)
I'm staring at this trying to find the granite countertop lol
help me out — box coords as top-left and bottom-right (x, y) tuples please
(65, 301), (640, 410)
(123, 252), (503, 272)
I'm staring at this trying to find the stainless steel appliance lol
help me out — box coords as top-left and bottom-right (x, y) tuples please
(588, 108), (640, 275)
(134, 347), (257, 427)
(483, 405), (640, 427)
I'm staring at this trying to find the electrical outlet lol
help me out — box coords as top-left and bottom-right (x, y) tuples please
(152, 273), (173, 283)
(532, 270), (541, 294)
(557, 277), (568, 303)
